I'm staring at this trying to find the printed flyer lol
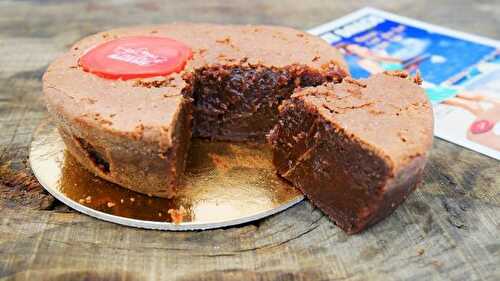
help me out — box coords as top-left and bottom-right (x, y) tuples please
(309, 7), (500, 160)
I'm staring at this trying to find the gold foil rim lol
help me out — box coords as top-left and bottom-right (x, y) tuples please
(30, 121), (303, 227)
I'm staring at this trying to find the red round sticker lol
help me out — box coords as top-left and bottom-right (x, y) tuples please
(470, 119), (494, 134)
(79, 36), (192, 80)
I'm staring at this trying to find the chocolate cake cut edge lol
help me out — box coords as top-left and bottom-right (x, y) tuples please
(191, 63), (347, 141)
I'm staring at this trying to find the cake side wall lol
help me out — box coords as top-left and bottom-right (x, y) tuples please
(44, 98), (192, 198)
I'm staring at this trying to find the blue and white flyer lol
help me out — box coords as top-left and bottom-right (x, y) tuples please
(309, 7), (500, 160)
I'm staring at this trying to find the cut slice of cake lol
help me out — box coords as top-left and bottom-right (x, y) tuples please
(269, 72), (434, 233)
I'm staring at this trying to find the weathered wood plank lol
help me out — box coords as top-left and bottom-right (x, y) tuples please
(0, 0), (499, 280)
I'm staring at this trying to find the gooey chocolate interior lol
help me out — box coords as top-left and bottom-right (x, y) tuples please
(191, 65), (344, 141)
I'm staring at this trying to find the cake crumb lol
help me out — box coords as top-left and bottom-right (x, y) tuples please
(344, 77), (367, 88)
(208, 153), (230, 170)
(133, 77), (175, 88)
(417, 248), (425, 256)
(383, 70), (409, 79)
(368, 109), (384, 115)
(398, 131), (409, 143)
(131, 124), (144, 140)
(168, 206), (187, 224)
(85, 196), (92, 203)
(413, 71), (423, 85)
(216, 37), (231, 44)
(107, 202), (116, 208)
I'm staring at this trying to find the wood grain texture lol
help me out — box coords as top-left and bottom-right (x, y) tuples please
(0, 0), (499, 280)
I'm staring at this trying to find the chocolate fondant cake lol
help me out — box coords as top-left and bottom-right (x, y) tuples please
(43, 23), (348, 198)
(43, 22), (434, 233)
(269, 72), (434, 233)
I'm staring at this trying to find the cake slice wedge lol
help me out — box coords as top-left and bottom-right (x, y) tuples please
(269, 72), (434, 234)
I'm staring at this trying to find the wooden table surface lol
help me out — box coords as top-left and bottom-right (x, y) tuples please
(1, 1), (499, 280)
